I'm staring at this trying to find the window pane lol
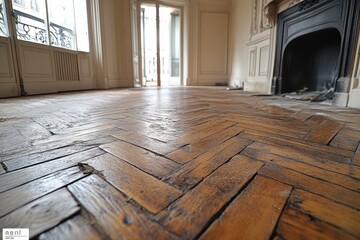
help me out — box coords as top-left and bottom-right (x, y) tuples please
(0, 0), (9, 37)
(12, 0), (48, 44)
(75, 0), (89, 52)
(48, 0), (76, 50)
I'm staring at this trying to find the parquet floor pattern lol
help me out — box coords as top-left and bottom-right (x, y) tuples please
(0, 87), (359, 239)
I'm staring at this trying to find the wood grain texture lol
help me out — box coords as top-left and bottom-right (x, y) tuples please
(167, 125), (243, 164)
(167, 136), (252, 191)
(113, 131), (178, 156)
(100, 140), (180, 178)
(0, 188), (79, 238)
(0, 148), (104, 193)
(242, 147), (360, 191)
(200, 175), (292, 240)
(259, 164), (360, 210)
(245, 142), (360, 177)
(39, 215), (102, 240)
(0, 167), (85, 217)
(84, 154), (183, 214)
(305, 119), (344, 145)
(277, 207), (357, 240)
(68, 175), (176, 240)
(289, 189), (360, 237)
(353, 143), (360, 166)
(0, 87), (359, 239)
(157, 155), (263, 239)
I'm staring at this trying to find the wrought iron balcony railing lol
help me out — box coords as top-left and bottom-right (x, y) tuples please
(0, 3), (7, 36)
(13, 9), (74, 49)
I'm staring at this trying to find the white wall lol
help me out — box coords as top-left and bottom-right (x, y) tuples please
(187, 0), (232, 86)
(228, 0), (252, 88)
(95, 0), (134, 89)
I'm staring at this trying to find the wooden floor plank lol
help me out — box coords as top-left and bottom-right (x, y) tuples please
(0, 148), (104, 193)
(170, 120), (237, 146)
(0, 167), (85, 217)
(0, 165), (5, 175)
(240, 130), (354, 158)
(352, 143), (360, 166)
(242, 147), (360, 192)
(38, 215), (102, 240)
(113, 131), (178, 156)
(100, 140), (180, 178)
(330, 129), (360, 151)
(167, 125), (243, 164)
(277, 207), (357, 240)
(68, 175), (177, 240)
(84, 154), (183, 214)
(259, 164), (360, 210)
(157, 155), (263, 239)
(0, 188), (79, 238)
(246, 142), (360, 178)
(167, 136), (252, 191)
(3, 144), (99, 171)
(289, 189), (360, 237)
(304, 119), (344, 145)
(200, 175), (292, 240)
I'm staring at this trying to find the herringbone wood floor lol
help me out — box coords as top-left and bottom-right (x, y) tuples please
(0, 87), (359, 239)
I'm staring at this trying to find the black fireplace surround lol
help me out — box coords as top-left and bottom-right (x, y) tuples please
(272, 0), (360, 99)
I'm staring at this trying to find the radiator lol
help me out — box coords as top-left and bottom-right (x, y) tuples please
(53, 50), (80, 81)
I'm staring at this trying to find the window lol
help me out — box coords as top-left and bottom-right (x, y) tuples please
(30, 0), (39, 12)
(12, 0), (89, 52)
(0, 0), (9, 37)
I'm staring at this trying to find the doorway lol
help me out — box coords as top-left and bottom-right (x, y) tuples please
(139, 3), (181, 87)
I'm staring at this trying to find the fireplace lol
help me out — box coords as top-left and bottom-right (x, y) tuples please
(272, 0), (360, 105)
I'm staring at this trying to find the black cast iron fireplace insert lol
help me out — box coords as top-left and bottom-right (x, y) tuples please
(272, 0), (360, 104)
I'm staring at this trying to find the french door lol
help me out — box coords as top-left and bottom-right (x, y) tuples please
(138, 2), (182, 87)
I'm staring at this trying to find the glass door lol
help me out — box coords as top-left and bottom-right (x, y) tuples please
(139, 3), (181, 87)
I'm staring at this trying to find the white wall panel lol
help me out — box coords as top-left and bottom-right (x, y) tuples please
(21, 47), (54, 79)
(199, 12), (229, 75)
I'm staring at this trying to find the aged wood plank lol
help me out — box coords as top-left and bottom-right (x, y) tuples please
(167, 125), (243, 164)
(157, 155), (263, 239)
(100, 140), (180, 178)
(13, 119), (52, 140)
(240, 130), (354, 158)
(200, 175), (291, 240)
(167, 136), (252, 191)
(0, 127), (120, 161)
(4, 144), (97, 171)
(84, 154), (183, 214)
(0, 188), (79, 238)
(242, 147), (360, 192)
(0, 167), (86, 217)
(330, 129), (360, 151)
(352, 143), (360, 167)
(245, 142), (360, 178)
(259, 164), (360, 210)
(277, 207), (357, 240)
(289, 189), (360, 237)
(305, 119), (344, 145)
(171, 120), (237, 146)
(113, 131), (178, 156)
(0, 164), (5, 175)
(0, 148), (104, 193)
(68, 175), (176, 240)
(39, 215), (102, 240)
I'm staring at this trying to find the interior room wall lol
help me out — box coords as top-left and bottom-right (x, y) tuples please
(95, 0), (134, 89)
(228, 0), (252, 88)
(187, 0), (232, 86)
